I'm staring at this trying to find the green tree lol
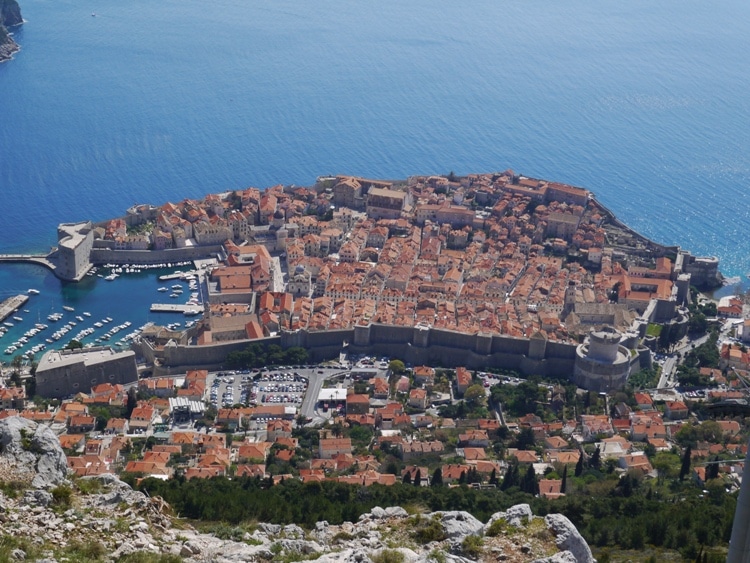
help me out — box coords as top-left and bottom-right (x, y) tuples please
(679, 445), (692, 481)
(500, 461), (519, 491)
(431, 467), (443, 486)
(574, 454), (584, 477)
(388, 360), (406, 375)
(522, 464), (538, 495)
(589, 446), (601, 470)
(514, 427), (536, 450)
(464, 384), (487, 408)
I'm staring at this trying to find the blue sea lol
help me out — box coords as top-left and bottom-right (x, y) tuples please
(0, 0), (749, 355)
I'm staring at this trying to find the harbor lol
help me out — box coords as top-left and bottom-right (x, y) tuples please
(0, 261), (205, 364)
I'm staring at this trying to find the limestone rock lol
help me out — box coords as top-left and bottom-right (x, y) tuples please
(0, 416), (69, 489)
(259, 522), (281, 535)
(435, 511), (484, 540)
(545, 514), (595, 563)
(365, 506), (387, 519)
(23, 489), (53, 507)
(283, 523), (306, 539)
(533, 551), (579, 563)
(384, 506), (408, 518)
(315, 548), (373, 563)
(505, 504), (533, 527)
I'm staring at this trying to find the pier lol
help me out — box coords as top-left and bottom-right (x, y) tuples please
(0, 253), (56, 272)
(150, 303), (203, 315)
(0, 294), (30, 323)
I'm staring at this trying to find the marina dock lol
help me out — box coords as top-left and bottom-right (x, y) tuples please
(150, 303), (203, 315)
(0, 294), (30, 323)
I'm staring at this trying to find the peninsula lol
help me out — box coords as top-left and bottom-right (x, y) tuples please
(37, 171), (722, 395)
(0, 0), (22, 63)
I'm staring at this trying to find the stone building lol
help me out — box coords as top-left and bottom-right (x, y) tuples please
(35, 346), (138, 399)
(573, 327), (633, 392)
(55, 222), (94, 281)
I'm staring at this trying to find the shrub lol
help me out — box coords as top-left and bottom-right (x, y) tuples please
(76, 477), (104, 495)
(486, 518), (508, 537)
(0, 480), (27, 498)
(411, 517), (446, 544)
(117, 553), (183, 563)
(61, 539), (107, 562)
(0, 535), (42, 561)
(371, 549), (405, 563)
(51, 484), (73, 509)
(332, 531), (354, 543)
(207, 523), (245, 542)
(461, 535), (483, 558)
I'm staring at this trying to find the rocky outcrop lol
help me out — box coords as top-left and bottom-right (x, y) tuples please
(1, 0), (22, 26)
(0, 23), (19, 62)
(0, 416), (69, 489)
(544, 514), (595, 563)
(0, 0), (22, 63)
(0, 480), (597, 563)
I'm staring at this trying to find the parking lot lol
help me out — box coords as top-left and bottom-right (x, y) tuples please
(254, 371), (308, 406)
(207, 366), (330, 412)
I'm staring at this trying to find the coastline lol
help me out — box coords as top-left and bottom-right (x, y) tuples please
(0, 30), (19, 63)
(5, 173), (724, 292)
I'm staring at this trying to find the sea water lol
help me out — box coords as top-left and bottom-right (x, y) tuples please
(0, 0), (749, 355)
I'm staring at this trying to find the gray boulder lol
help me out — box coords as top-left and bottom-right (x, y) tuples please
(315, 549), (372, 563)
(0, 416), (68, 489)
(258, 522), (281, 535)
(436, 511), (484, 540)
(505, 503), (533, 527)
(363, 506), (387, 519)
(283, 524), (306, 539)
(23, 489), (53, 507)
(545, 514), (595, 563)
(384, 506), (408, 518)
(533, 552), (578, 563)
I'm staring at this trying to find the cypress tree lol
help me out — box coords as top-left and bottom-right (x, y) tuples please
(561, 465), (568, 494)
(431, 467), (443, 486)
(500, 461), (516, 491)
(414, 469), (421, 486)
(523, 464), (538, 495)
(402, 471), (412, 485)
(574, 453), (584, 477)
(589, 446), (601, 470)
(679, 445), (692, 481)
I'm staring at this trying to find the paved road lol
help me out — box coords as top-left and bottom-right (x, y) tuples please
(271, 257), (284, 293)
(657, 333), (713, 389)
(299, 367), (349, 424)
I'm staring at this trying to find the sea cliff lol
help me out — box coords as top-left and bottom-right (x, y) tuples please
(0, 0), (22, 63)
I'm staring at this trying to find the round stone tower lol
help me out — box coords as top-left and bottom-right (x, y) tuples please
(587, 327), (621, 362)
(574, 326), (631, 392)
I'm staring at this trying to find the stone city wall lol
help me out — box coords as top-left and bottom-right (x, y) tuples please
(90, 246), (221, 266)
(148, 323), (578, 380)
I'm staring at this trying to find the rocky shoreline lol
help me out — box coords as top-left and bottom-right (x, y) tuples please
(0, 0), (22, 63)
